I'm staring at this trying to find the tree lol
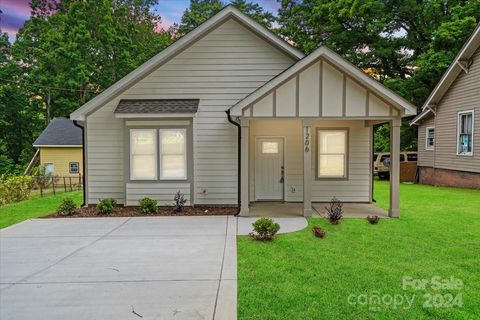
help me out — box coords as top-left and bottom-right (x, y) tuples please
(175, 0), (276, 36)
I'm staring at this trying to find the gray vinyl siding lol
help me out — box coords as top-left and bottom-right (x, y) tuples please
(430, 47), (480, 173)
(418, 117), (435, 167)
(85, 18), (295, 205)
(126, 183), (190, 206)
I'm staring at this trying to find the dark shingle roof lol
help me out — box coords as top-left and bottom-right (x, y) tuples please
(33, 118), (83, 147)
(115, 99), (199, 114)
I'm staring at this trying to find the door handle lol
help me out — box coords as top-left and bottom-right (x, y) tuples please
(280, 166), (284, 183)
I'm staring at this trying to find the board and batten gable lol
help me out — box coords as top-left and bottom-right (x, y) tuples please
(85, 18), (296, 205)
(422, 47), (480, 173)
(242, 59), (401, 118)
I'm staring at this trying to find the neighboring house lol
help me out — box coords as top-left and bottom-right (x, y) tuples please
(33, 118), (83, 178)
(70, 6), (416, 217)
(411, 23), (480, 189)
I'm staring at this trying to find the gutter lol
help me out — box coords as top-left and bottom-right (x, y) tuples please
(225, 110), (241, 216)
(72, 119), (86, 207)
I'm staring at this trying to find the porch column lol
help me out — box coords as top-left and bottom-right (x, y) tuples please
(240, 119), (250, 216)
(303, 120), (313, 217)
(389, 118), (401, 217)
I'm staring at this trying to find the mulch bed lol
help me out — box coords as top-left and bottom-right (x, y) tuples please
(44, 206), (237, 218)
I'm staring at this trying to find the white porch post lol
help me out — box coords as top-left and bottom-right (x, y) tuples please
(303, 120), (313, 217)
(240, 119), (250, 216)
(389, 118), (401, 217)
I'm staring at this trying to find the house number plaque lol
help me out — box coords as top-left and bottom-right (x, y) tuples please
(304, 127), (310, 152)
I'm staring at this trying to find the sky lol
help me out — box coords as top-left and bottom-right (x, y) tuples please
(0, 0), (281, 42)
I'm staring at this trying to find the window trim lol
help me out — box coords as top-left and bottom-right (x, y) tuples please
(69, 162), (80, 174)
(456, 110), (474, 156)
(315, 128), (349, 180)
(425, 126), (435, 151)
(129, 128), (158, 181)
(159, 128), (187, 181)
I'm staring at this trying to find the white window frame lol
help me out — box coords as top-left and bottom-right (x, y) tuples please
(130, 129), (158, 181)
(456, 110), (474, 156)
(316, 129), (348, 179)
(425, 127), (435, 150)
(159, 128), (187, 180)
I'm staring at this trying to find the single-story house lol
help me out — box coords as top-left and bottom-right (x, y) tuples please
(411, 22), (479, 189)
(70, 5), (416, 217)
(33, 118), (83, 178)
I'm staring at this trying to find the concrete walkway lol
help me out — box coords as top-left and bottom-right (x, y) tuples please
(0, 216), (237, 320)
(237, 217), (308, 235)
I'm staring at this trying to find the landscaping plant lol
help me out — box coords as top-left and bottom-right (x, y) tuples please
(0, 175), (33, 205)
(57, 197), (77, 216)
(173, 190), (186, 212)
(139, 197), (157, 214)
(249, 217), (280, 241)
(325, 197), (343, 224)
(312, 226), (326, 238)
(367, 215), (380, 224)
(97, 198), (117, 214)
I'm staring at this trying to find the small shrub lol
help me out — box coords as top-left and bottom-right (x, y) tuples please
(367, 215), (380, 224)
(97, 198), (117, 214)
(249, 217), (280, 241)
(57, 198), (77, 216)
(173, 190), (186, 212)
(139, 197), (157, 214)
(325, 197), (343, 224)
(312, 226), (326, 238)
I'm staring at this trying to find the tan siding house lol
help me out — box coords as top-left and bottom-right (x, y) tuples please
(33, 118), (83, 179)
(411, 23), (480, 189)
(71, 6), (417, 217)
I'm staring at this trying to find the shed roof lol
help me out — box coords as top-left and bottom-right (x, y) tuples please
(33, 118), (83, 147)
(115, 99), (199, 114)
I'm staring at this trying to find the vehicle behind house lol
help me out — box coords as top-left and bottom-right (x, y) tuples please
(374, 152), (418, 179)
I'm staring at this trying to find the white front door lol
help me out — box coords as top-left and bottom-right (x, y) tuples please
(255, 138), (284, 200)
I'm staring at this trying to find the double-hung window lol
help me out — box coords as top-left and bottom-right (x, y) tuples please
(317, 129), (348, 179)
(457, 111), (474, 156)
(130, 129), (157, 180)
(159, 129), (187, 180)
(130, 128), (187, 181)
(426, 127), (435, 150)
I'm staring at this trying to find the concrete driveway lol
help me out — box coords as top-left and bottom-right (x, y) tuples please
(0, 216), (236, 320)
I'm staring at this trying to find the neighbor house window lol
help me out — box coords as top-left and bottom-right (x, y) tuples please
(44, 163), (54, 176)
(426, 127), (435, 150)
(159, 129), (187, 180)
(130, 129), (157, 180)
(69, 162), (79, 173)
(457, 111), (474, 156)
(317, 129), (348, 178)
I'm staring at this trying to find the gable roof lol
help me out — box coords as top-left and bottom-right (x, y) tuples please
(411, 22), (480, 125)
(33, 118), (83, 147)
(229, 46), (417, 116)
(115, 99), (199, 114)
(70, 5), (304, 121)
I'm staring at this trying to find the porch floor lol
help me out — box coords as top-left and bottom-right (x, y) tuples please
(249, 202), (388, 218)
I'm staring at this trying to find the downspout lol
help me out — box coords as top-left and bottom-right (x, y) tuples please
(226, 109), (241, 216)
(72, 118), (86, 207)
(371, 124), (377, 203)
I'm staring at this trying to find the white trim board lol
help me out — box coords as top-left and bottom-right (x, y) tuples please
(70, 5), (303, 121)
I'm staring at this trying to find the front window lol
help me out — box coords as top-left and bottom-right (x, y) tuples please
(159, 129), (187, 180)
(130, 129), (157, 180)
(457, 111), (474, 155)
(426, 127), (435, 150)
(317, 129), (347, 178)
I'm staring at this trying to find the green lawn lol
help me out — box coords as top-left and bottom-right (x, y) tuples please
(0, 191), (83, 229)
(238, 181), (480, 319)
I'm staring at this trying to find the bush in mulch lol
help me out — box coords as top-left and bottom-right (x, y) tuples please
(97, 198), (117, 214)
(367, 215), (380, 224)
(139, 197), (158, 214)
(312, 226), (326, 238)
(57, 198), (77, 216)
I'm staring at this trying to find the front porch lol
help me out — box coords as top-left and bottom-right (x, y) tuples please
(250, 202), (388, 218)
